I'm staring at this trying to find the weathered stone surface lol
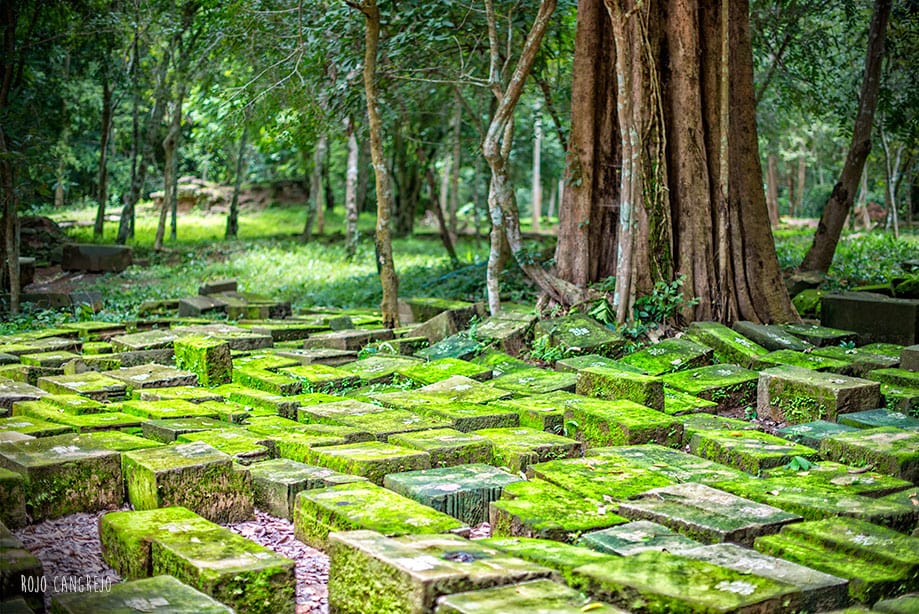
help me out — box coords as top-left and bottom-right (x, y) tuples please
(662, 387), (719, 416)
(20, 350), (81, 368)
(776, 420), (860, 448)
(303, 440), (431, 485)
(588, 444), (749, 485)
(680, 543), (849, 612)
(233, 367), (302, 396)
(303, 328), (393, 351)
(142, 417), (228, 443)
(480, 537), (614, 585)
(576, 366), (664, 411)
(100, 507), (294, 613)
(396, 358), (491, 386)
(246, 414), (372, 443)
(754, 517), (919, 603)
(293, 482), (468, 549)
(472, 313), (536, 355)
(61, 243), (132, 272)
(732, 321), (813, 352)
(111, 328), (192, 352)
(384, 464), (523, 525)
(902, 344), (919, 371)
(781, 323), (859, 347)
(388, 428), (493, 467)
(474, 427), (582, 473)
(0, 520), (44, 612)
(139, 386), (225, 403)
(0, 467), (27, 528)
(177, 429), (271, 464)
(822, 291), (919, 345)
(570, 550), (799, 613)
(13, 401), (143, 433)
(299, 399), (453, 440)
(579, 520), (702, 556)
(810, 346), (899, 377)
(51, 574), (234, 613)
(678, 413), (760, 446)
(278, 363), (359, 393)
(757, 365), (881, 424)
(561, 396), (682, 448)
(0, 433), (122, 520)
(619, 338), (713, 375)
(327, 530), (549, 614)
(337, 354), (422, 384)
(248, 457), (365, 519)
(763, 460), (914, 498)
(689, 429), (819, 475)
(396, 375), (511, 405)
(181, 323), (273, 351)
(685, 321), (768, 367)
(1, 412), (73, 436)
(486, 392), (573, 433)
(415, 334), (485, 361)
(178, 295), (228, 317)
(555, 354), (635, 373)
(173, 336), (232, 386)
(399, 297), (483, 325)
(472, 350), (531, 377)
(490, 368), (578, 396)
(839, 408), (919, 430)
(122, 441), (253, 523)
(104, 363), (198, 390)
(662, 364), (760, 413)
(435, 579), (623, 614)
(821, 427), (919, 482)
(754, 349), (851, 373)
(490, 479), (629, 542)
(867, 367), (919, 390)
(0, 378), (47, 409)
(528, 456), (674, 504)
(533, 314), (626, 357)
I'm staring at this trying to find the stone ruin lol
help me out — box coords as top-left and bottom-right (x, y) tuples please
(0, 295), (917, 613)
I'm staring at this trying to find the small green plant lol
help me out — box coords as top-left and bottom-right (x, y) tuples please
(743, 406), (757, 421)
(838, 340), (856, 350)
(563, 419), (579, 438)
(632, 274), (699, 328)
(785, 456), (815, 471)
(527, 335), (571, 363)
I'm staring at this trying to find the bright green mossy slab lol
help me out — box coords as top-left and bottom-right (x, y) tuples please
(555, 354), (640, 373)
(875, 594), (919, 614)
(338, 355), (423, 384)
(277, 364), (360, 393)
(103, 364), (198, 390)
(780, 323), (858, 347)
(588, 444), (749, 485)
(327, 530), (550, 614)
(436, 579), (624, 614)
(414, 375), (512, 404)
(486, 392), (574, 433)
(121, 441), (253, 523)
(384, 463), (523, 525)
(473, 427), (582, 473)
(194, 400), (252, 423)
(714, 476), (919, 532)
(248, 458), (366, 519)
(174, 336), (232, 386)
(80, 341), (114, 355)
(387, 428), (493, 467)
(763, 460), (913, 497)
(732, 321), (813, 352)
(214, 383), (301, 418)
(576, 366), (664, 410)
(0, 433), (123, 520)
(374, 394), (519, 432)
(881, 385), (919, 417)
(685, 321), (768, 367)
(839, 408), (919, 430)
(0, 520), (44, 611)
(488, 368), (578, 396)
(754, 349), (851, 372)
(40, 393), (106, 414)
(662, 364), (759, 413)
(20, 350), (81, 368)
(490, 478), (629, 542)
(176, 429), (271, 464)
(776, 420), (859, 448)
(867, 367), (919, 390)
(142, 417), (229, 443)
(395, 358), (491, 386)
(293, 482), (468, 549)
(36, 372), (128, 401)
(99, 506), (295, 613)
(472, 350), (532, 376)
(60, 320), (126, 340)
(119, 399), (220, 420)
(570, 549), (799, 613)
(754, 517), (919, 603)
(679, 543), (849, 613)
(138, 386), (225, 404)
(68, 431), (161, 452)
(246, 415), (373, 443)
(302, 440), (431, 485)
(662, 387), (718, 416)
(110, 329), (192, 351)
(757, 365), (881, 424)
(820, 427), (919, 482)
(617, 482), (801, 546)
(321, 407), (453, 441)
(811, 346), (899, 376)
(689, 429), (819, 475)
(11, 401), (144, 433)
(415, 334), (485, 361)
(861, 343), (907, 359)
(679, 413), (759, 446)
(297, 399), (387, 423)
(579, 520), (702, 556)
(533, 314), (626, 357)
(478, 537), (615, 584)
(50, 574), (234, 613)
(269, 431), (347, 462)
(619, 338), (714, 375)
(232, 352), (301, 372)
(527, 456), (674, 504)
(560, 396), (682, 448)
(232, 367), (302, 395)
(0, 466), (27, 528)
(0, 414), (72, 437)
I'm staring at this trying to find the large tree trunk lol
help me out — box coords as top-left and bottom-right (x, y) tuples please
(554, 0), (620, 288)
(225, 122), (248, 239)
(800, 0), (891, 273)
(359, 0), (399, 328)
(94, 74), (113, 239)
(344, 118), (360, 256)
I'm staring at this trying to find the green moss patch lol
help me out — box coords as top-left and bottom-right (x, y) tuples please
(662, 364), (759, 413)
(755, 349), (851, 372)
(176, 429), (271, 464)
(472, 350), (532, 376)
(685, 321), (768, 367)
(50, 575), (234, 614)
(689, 429), (819, 475)
(662, 387), (718, 416)
(232, 367), (302, 396)
(575, 367), (664, 411)
(277, 364), (360, 393)
(533, 314), (626, 357)
(302, 440), (431, 485)
(776, 420), (860, 448)
(338, 355), (423, 384)
(579, 520), (701, 556)
(103, 363), (198, 390)
(820, 427), (919, 482)
(588, 444), (749, 485)
(561, 396), (681, 448)
(0, 414), (72, 437)
(36, 372), (128, 401)
(142, 417), (229, 443)
(839, 408), (919, 430)
(489, 368), (578, 396)
(758, 365), (882, 424)
(248, 457), (365, 519)
(780, 323), (858, 348)
(387, 428), (493, 467)
(395, 358), (491, 386)
(120, 399), (220, 420)
(474, 427), (583, 473)
(811, 346), (899, 377)
(528, 456), (674, 504)
(479, 537), (614, 584)
(620, 338), (714, 375)
(174, 336), (232, 386)
(436, 578), (621, 614)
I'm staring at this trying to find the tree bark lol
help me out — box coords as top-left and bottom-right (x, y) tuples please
(796, 152), (806, 219)
(531, 99), (543, 233)
(358, 0), (399, 328)
(156, 84), (185, 250)
(449, 97), (462, 240)
(94, 74), (113, 239)
(225, 122), (248, 239)
(800, 0), (891, 273)
(303, 133), (326, 241)
(766, 153), (780, 225)
(344, 118), (360, 256)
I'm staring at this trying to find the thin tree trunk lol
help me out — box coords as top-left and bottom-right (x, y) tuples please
(766, 153), (780, 225)
(881, 130), (902, 239)
(225, 122), (248, 239)
(345, 118), (360, 256)
(156, 84), (185, 250)
(532, 99), (543, 233)
(304, 134), (326, 241)
(796, 152), (806, 218)
(439, 154), (450, 226)
(419, 149), (459, 266)
(94, 74), (113, 239)
(800, 0), (891, 272)
(357, 135), (370, 212)
(1, 127), (19, 313)
(449, 97), (461, 239)
(358, 0), (399, 328)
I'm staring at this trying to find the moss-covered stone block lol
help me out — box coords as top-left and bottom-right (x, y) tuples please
(12, 401), (144, 433)
(685, 321), (768, 367)
(338, 354), (423, 385)
(36, 372), (127, 401)
(569, 550), (799, 613)
(472, 350), (532, 376)
(662, 364), (760, 413)
(293, 482), (468, 549)
(415, 333), (486, 361)
(375, 394), (519, 432)
(387, 428), (493, 467)
(142, 417), (228, 443)
(474, 427), (582, 473)
(488, 368), (578, 397)
(120, 399), (219, 420)
(173, 336), (231, 387)
(881, 384), (919, 417)
(0, 379), (47, 412)
(435, 578), (623, 614)
(527, 456), (674, 504)
(689, 429), (819, 475)
(303, 328), (393, 351)
(486, 393), (571, 433)
(104, 363), (198, 391)
(193, 400), (251, 423)
(268, 431), (347, 462)
(111, 329), (192, 352)
(732, 321), (813, 352)
(0, 467), (27, 528)
(232, 367), (302, 396)
(754, 349), (851, 373)
(579, 520), (702, 556)
(0, 520), (44, 612)
(277, 363), (360, 393)
(875, 594), (919, 614)
(763, 460), (913, 498)
(136, 387), (222, 404)
(679, 413), (759, 446)
(478, 537), (615, 585)
(617, 482), (800, 546)
(867, 367), (919, 391)
(776, 420), (860, 448)
(533, 314), (626, 357)
(300, 399), (453, 440)
(555, 354), (638, 373)
(810, 346), (900, 377)
(327, 530), (550, 614)
(662, 387), (718, 416)
(562, 397), (681, 448)
(473, 312), (537, 353)
(121, 441), (253, 523)
(587, 444), (749, 486)
(680, 543), (849, 612)
(246, 414), (372, 443)
(839, 408), (919, 430)
(384, 463), (523, 525)
(50, 574), (234, 613)
(396, 358), (491, 386)
(63, 354), (123, 374)
(754, 517), (919, 603)
(620, 338), (714, 375)
(303, 440), (431, 485)
(0, 413), (73, 437)
(214, 383), (300, 418)
(780, 323), (858, 348)
(176, 429), (271, 464)
(20, 350), (81, 368)
(248, 457), (365, 519)
(79, 341), (114, 355)
(489, 479), (629, 542)
(576, 366), (664, 410)
(0, 433), (122, 520)
(820, 427), (919, 482)
(757, 365), (881, 424)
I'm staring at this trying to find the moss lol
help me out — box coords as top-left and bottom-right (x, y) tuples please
(50, 575), (235, 613)
(215, 383), (302, 417)
(685, 321), (768, 367)
(36, 372), (128, 401)
(304, 441), (431, 485)
(177, 429), (271, 464)
(0, 413), (73, 437)
(271, 432), (348, 462)
(41, 394), (106, 414)
(619, 338), (713, 375)
(487, 394), (568, 433)
(471, 350), (532, 376)
(474, 427), (583, 472)
(395, 358), (490, 386)
(387, 428), (493, 467)
(231, 367), (302, 396)
(533, 314), (626, 357)
(561, 397), (681, 449)
(689, 429), (819, 475)
(277, 364), (360, 393)
(867, 368), (919, 389)
(480, 537), (613, 584)
(575, 367), (665, 411)
(489, 368), (578, 396)
(338, 355), (423, 384)
(528, 456), (675, 503)
(12, 403), (143, 433)
(755, 349), (850, 372)
(174, 336), (232, 387)
(120, 399), (219, 420)
(820, 427), (919, 482)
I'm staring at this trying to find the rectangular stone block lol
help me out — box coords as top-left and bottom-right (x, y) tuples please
(533, 314), (626, 357)
(139, 386), (226, 403)
(486, 393), (570, 433)
(732, 321), (813, 352)
(839, 408), (919, 430)
(579, 520), (702, 556)
(489, 368), (578, 396)
(902, 344), (919, 371)
(689, 429), (819, 475)
(0, 379), (47, 409)
(376, 395), (519, 432)
(0, 467), (27, 528)
(867, 367), (919, 390)
(561, 396), (682, 448)
(0, 520), (44, 612)
(177, 429), (271, 464)
(588, 444), (749, 485)
(415, 334), (485, 361)
(473, 427), (583, 473)
(685, 321), (768, 367)
(435, 579), (624, 614)
(142, 417), (228, 443)
(50, 574), (234, 613)
(662, 387), (719, 416)
(248, 457), (365, 519)
(337, 354), (423, 384)
(528, 456), (674, 504)
(763, 460), (913, 498)
(303, 328), (393, 351)
(820, 427), (919, 482)
(0, 413), (73, 437)
(303, 440), (431, 485)
(233, 367), (302, 395)
(396, 358), (491, 386)
(754, 349), (851, 373)
(662, 364), (759, 413)
(822, 291), (919, 345)
(173, 336), (232, 386)
(387, 428), (493, 467)
(473, 351), (536, 376)
(575, 366), (664, 411)
(61, 243), (132, 272)
(478, 538), (615, 585)
(181, 323), (273, 351)
(776, 420), (860, 448)
(757, 365), (881, 424)
(619, 338), (714, 375)
(104, 363), (198, 390)
(781, 323), (858, 347)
